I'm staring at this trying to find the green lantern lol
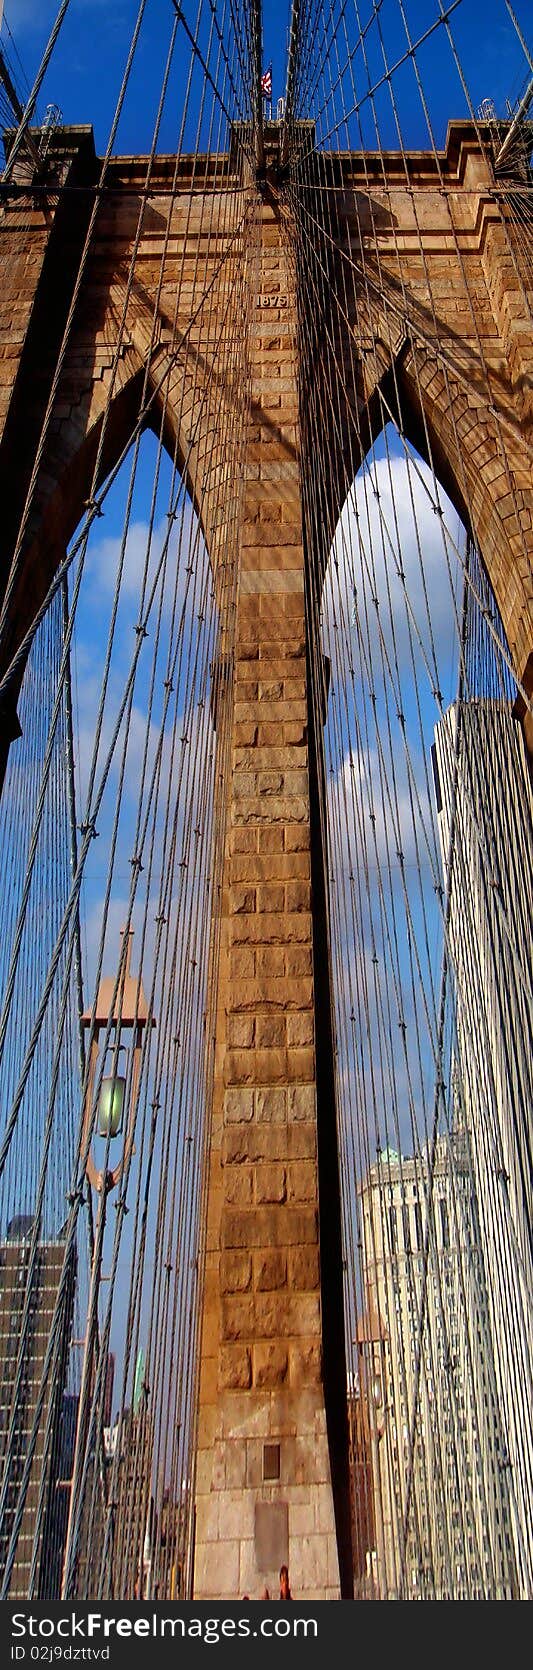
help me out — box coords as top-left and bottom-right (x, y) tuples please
(98, 1072), (125, 1138)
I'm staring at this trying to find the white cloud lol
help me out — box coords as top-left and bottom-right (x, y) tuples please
(79, 696), (215, 1019)
(85, 501), (205, 618)
(322, 449), (453, 1158)
(73, 626), (215, 837)
(322, 450), (463, 701)
(328, 738), (434, 878)
(73, 499), (213, 799)
(72, 491), (218, 1044)
(86, 519), (161, 602)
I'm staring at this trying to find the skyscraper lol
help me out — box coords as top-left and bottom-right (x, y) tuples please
(358, 1131), (516, 1598)
(0, 1218), (76, 1596)
(433, 698), (533, 1596)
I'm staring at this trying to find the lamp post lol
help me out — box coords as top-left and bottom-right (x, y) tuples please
(79, 928), (153, 1195)
(355, 1307), (389, 1599)
(61, 930), (155, 1599)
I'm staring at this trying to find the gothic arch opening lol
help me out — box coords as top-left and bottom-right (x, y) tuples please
(316, 421), (532, 1598)
(0, 422), (231, 1599)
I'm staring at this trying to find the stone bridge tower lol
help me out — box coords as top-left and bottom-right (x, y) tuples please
(0, 118), (531, 1600)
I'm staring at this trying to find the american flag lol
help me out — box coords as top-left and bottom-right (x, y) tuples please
(261, 66), (272, 99)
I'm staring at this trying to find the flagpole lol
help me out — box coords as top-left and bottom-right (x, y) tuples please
(260, 62), (273, 126)
(252, 0), (264, 169)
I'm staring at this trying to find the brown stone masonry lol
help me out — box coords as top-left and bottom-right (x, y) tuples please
(0, 121), (531, 1602)
(193, 189), (348, 1600)
(0, 125), (531, 743)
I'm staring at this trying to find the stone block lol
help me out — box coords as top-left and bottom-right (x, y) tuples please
(256, 946), (285, 977)
(285, 946), (313, 976)
(254, 1343), (289, 1387)
(290, 1341), (322, 1386)
(257, 722), (280, 746)
(290, 1501), (318, 1538)
(220, 1250), (252, 1292)
(284, 721), (307, 745)
(221, 1294), (255, 1340)
(211, 1443), (226, 1492)
(288, 1084), (316, 1122)
(224, 1087), (254, 1122)
(221, 1498), (253, 1545)
(235, 701), (307, 726)
(228, 853), (273, 885)
(316, 1491), (337, 1536)
(293, 1533), (330, 1594)
(218, 1345), (252, 1390)
(254, 1249), (287, 1290)
(258, 681), (283, 702)
(194, 1450), (212, 1496)
(196, 1530), (241, 1599)
(257, 771), (285, 797)
(255, 1164), (287, 1204)
(230, 828), (257, 854)
(285, 879), (311, 912)
(257, 883), (285, 912)
(281, 1435), (319, 1488)
(326, 1534), (341, 1593)
(289, 1246), (320, 1290)
(258, 1043), (294, 1089)
(258, 827), (284, 853)
(255, 1293), (321, 1339)
(227, 1014), (255, 1049)
(197, 1357), (218, 1416)
(234, 722), (258, 747)
(224, 1167), (253, 1206)
(224, 1124), (316, 1165)
(221, 1205), (318, 1249)
(255, 1087), (287, 1123)
(283, 675), (306, 698)
(231, 885), (256, 914)
(286, 1011), (314, 1047)
(236, 639), (259, 662)
(238, 1536), (263, 1600)
(224, 1445), (247, 1490)
(240, 684), (299, 711)
(224, 1050), (257, 1086)
(285, 823), (311, 852)
(233, 795), (308, 826)
(195, 1498), (219, 1551)
(238, 851), (309, 883)
(283, 771), (309, 799)
(232, 975), (314, 1008)
(230, 912), (311, 945)
(229, 947), (255, 980)
(245, 1440), (264, 1488)
(286, 1047), (315, 1083)
(233, 771), (257, 798)
(196, 1403), (217, 1456)
(255, 1015), (285, 1048)
(287, 1160), (317, 1203)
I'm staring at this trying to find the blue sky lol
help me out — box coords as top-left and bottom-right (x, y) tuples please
(2, 0), (531, 157)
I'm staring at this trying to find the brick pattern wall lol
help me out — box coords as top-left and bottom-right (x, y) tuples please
(193, 192), (341, 1601)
